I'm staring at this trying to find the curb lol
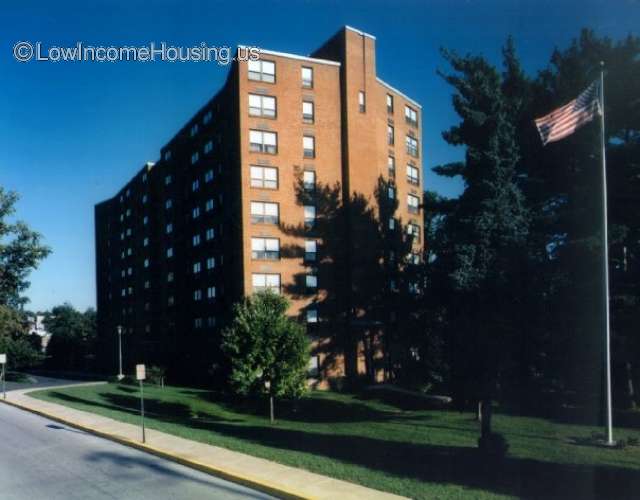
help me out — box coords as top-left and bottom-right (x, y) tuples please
(2, 393), (308, 500)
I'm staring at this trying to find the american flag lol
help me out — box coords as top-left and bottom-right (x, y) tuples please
(534, 81), (601, 146)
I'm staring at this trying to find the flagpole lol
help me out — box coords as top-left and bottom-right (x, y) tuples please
(599, 61), (614, 446)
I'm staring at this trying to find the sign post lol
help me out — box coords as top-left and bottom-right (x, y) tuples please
(0, 354), (6, 400)
(136, 364), (146, 443)
(265, 380), (274, 423)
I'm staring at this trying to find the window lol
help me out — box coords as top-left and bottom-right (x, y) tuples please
(127, 247), (132, 256)
(305, 240), (317, 261)
(248, 94), (276, 118)
(190, 123), (199, 137)
(389, 217), (396, 230)
(303, 170), (315, 191)
(192, 207), (200, 219)
(142, 194), (148, 204)
(205, 199), (214, 212)
(204, 140), (213, 154)
(358, 91), (366, 112)
(203, 110), (212, 125)
(250, 165), (278, 189)
(248, 59), (275, 83)
(194, 289), (202, 301)
(408, 194), (420, 214)
(206, 227), (215, 240)
(165, 175), (172, 185)
(191, 151), (199, 165)
(388, 156), (396, 176)
(307, 309), (318, 324)
(192, 179), (200, 192)
(301, 66), (313, 88)
(126, 209), (131, 217)
(207, 286), (216, 299)
(387, 125), (395, 145)
(304, 205), (316, 227)
(166, 248), (173, 258)
(126, 189), (130, 197)
(166, 223), (173, 234)
(144, 258), (150, 267)
(302, 101), (314, 123)
(143, 237), (149, 247)
(252, 273), (281, 293)
(167, 295), (175, 306)
(167, 272), (174, 282)
(207, 316), (216, 327)
(143, 216), (148, 225)
(406, 136), (419, 157)
(386, 94), (394, 113)
(126, 228), (132, 236)
(306, 274), (318, 289)
(251, 237), (279, 260)
(303, 136), (315, 158)
(405, 105), (418, 127)
(165, 199), (173, 209)
(407, 223), (421, 241)
(127, 267), (133, 276)
(206, 257), (215, 269)
(249, 130), (277, 154)
(144, 280), (150, 289)
(388, 186), (396, 200)
(250, 201), (279, 224)
(407, 164), (419, 185)
(193, 262), (201, 274)
(205, 169), (214, 183)
(164, 150), (172, 161)
(192, 234), (201, 246)
(408, 252), (421, 265)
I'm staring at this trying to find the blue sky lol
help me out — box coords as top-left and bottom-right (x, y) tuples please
(1, 0), (637, 312)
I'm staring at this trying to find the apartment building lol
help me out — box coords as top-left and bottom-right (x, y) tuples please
(95, 26), (423, 385)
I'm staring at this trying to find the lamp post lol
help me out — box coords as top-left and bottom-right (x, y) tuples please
(117, 325), (124, 380)
(0, 354), (6, 400)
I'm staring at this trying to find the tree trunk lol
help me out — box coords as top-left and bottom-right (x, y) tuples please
(480, 399), (492, 438)
(627, 361), (636, 409)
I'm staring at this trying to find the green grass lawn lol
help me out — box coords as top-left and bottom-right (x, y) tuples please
(31, 383), (640, 499)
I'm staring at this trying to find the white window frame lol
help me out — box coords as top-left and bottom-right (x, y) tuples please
(248, 59), (275, 83)
(252, 273), (281, 293)
(250, 201), (279, 224)
(248, 94), (276, 118)
(249, 130), (277, 154)
(250, 165), (278, 189)
(251, 237), (280, 260)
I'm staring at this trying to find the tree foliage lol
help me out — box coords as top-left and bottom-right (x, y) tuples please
(221, 291), (309, 400)
(427, 29), (640, 421)
(0, 187), (51, 308)
(44, 304), (97, 371)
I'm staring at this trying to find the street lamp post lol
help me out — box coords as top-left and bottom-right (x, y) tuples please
(0, 354), (6, 400)
(117, 325), (124, 380)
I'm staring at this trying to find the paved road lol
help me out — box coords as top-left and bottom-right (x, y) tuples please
(0, 402), (274, 500)
(2, 373), (91, 392)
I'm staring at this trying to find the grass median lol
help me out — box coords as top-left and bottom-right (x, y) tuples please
(31, 383), (640, 499)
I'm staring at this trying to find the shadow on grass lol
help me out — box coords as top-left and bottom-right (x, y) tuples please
(196, 391), (432, 424)
(43, 390), (640, 499)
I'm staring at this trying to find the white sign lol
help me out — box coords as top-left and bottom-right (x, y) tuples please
(0, 354), (6, 364)
(136, 364), (146, 381)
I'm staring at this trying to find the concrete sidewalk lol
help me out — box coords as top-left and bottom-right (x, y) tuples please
(2, 385), (407, 500)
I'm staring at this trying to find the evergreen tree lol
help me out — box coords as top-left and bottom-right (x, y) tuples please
(434, 46), (530, 445)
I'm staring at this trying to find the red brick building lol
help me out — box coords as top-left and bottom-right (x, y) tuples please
(95, 26), (423, 385)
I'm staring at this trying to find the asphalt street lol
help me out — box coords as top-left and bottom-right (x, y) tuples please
(0, 400), (274, 500)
